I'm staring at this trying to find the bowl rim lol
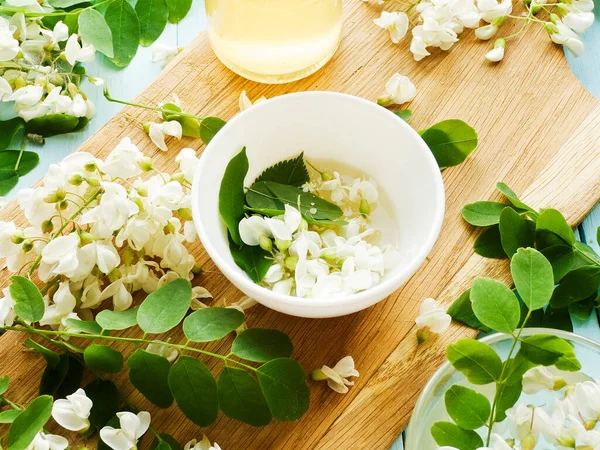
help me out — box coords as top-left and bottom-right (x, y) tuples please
(191, 91), (445, 310)
(404, 328), (600, 448)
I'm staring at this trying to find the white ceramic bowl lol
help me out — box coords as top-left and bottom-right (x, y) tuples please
(192, 92), (445, 318)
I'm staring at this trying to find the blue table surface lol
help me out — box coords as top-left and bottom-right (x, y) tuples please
(6, 1), (600, 448)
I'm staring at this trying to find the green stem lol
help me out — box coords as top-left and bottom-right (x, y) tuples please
(0, 395), (21, 411)
(0, 0), (112, 18)
(103, 90), (205, 122)
(28, 188), (103, 276)
(14, 137), (26, 172)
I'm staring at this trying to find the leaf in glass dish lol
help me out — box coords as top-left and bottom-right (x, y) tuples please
(419, 119), (478, 169)
(136, 0), (168, 46)
(255, 153), (309, 187)
(473, 225), (506, 259)
(246, 181), (343, 221)
(78, 9), (114, 57)
(470, 278), (520, 334)
(394, 109), (412, 122)
(0, 118), (25, 151)
(25, 114), (79, 137)
(520, 334), (580, 371)
(536, 208), (575, 246)
(218, 367), (272, 426)
(200, 117), (227, 145)
(498, 207), (535, 257)
(496, 182), (538, 217)
(105, 0), (140, 68)
(511, 248), (554, 311)
(447, 289), (491, 333)
(446, 338), (502, 385)
(461, 201), (512, 227)
(0, 170), (18, 195)
(229, 238), (273, 282)
(550, 265), (600, 308)
(219, 147), (248, 245)
(166, 0), (192, 23)
(494, 379), (523, 422)
(444, 385), (490, 430)
(430, 421), (483, 450)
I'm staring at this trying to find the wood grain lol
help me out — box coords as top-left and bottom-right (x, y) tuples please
(1, 1), (600, 449)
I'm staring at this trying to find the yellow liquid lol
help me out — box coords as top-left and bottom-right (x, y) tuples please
(206, 0), (343, 83)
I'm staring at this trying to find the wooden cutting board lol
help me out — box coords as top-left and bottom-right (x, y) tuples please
(2, 1), (600, 449)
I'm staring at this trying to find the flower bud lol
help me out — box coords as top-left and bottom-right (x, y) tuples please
(556, 3), (569, 15)
(521, 434), (536, 450)
(417, 327), (430, 344)
(84, 177), (100, 187)
(377, 94), (394, 107)
(163, 222), (176, 234)
(49, 74), (64, 86)
(553, 376), (567, 391)
(545, 21), (559, 34)
(285, 256), (298, 271)
(58, 200), (68, 210)
(321, 171), (333, 181)
(43, 40), (55, 52)
(41, 220), (54, 234)
(192, 263), (203, 275)
(69, 174), (83, 186)
(142, 122), (151, 134)
(84, 162), (96, 172)
(178, 208), (193, 221)
(14, 77), (26, 90)
(22, 239), (33, 253)
(275, 239), (291, 252)
(491, 16), (507, 27)
(259, 234), (273, 252)
(310, 368), (328, 381)
(45, 83), (56, 94)
(550, 13), (561, 24)
(78, 231), (94, 246)
(531, 2), (543, 13)
(138, 157), (153, 172)
(67, 82), (79, 97)
(43, 189), (63, 203)
(136, 185), (148, 197)
(584, 419), (597, 430)
(11, 232), (24, 244)
(359, 199), (371, 216)
(322, 249), (337, 261)
(557, 433), (576, 447)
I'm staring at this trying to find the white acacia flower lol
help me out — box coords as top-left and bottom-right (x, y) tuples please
(265, 205), (302, 242)
(51, 388), (93, 432)
(64, 34), (95, 66)
(378, 73), (416, 106)
(25, 432), (69, 450)
(100, 137), (144, 179)
(550, 21), (584, 56)
(40, 281), (76, 327)
(506, 404), (550, 440)
(191, 286), (212, 310)
(99, 279), (133, 312)
(563, 10), (595, 33)
(477, 0), (512, 22)
(485, 46), (504, 62)
(571, 380), (600, 421)
(314, 356), (359, 394)
(475, 24), (498, 40)
(415, 298), (451, 333)
(239, 90), (267, 112)
(9, 85), (44, 107)
(41, 20), (69, 48)
(239, 215), (271, 246)
(184, 436), (222, 450)
(373, 11), (409, 43)
(147, 121), (182, 151)
(151, 43), (180, 67)
(146, 340), (179, 363)
(410, 36), (431, 61)
(40, 234), (80, 278)
(175, 148), (199, 183)
(0, 17), (20, 61)
(0, 76), (12, 100)
(0, 288), (16, 327)
(522, 366), (561, 394)
(100, 411), (151, 450)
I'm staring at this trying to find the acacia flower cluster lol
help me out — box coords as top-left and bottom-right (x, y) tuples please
(0, 137), (208, 328)
(0, 14), (98, 122)
(372, 0), (595, 62)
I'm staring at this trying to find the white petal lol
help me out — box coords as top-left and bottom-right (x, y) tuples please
(284, 204), (302, 233)
(161, 120), (183, 139)
(239, 216), (270, 246)
(148, 123), (168, 151)
(99, 427), (135, 450)
(64, 34), (80, 66)
(265, 217), (292, 241)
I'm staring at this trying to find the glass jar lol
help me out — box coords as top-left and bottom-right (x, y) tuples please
(405, 328), (600, 449)
(205, 0), (343, 84)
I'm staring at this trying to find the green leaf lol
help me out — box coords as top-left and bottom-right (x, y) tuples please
(0, 151), (39, 177)
(494, 379), (523, 422)
(246, 181), (343, 221)
(574, 241), (600, 265)
(473, 225), (506, 259)
(496, 182), (537, 216)
(150, 434), (182, 450)
(78, 9), (114, 57)
(161, 104), (200, 138)
(136, 0), (169, 46)
(182, 307), (245, 342)
(444, 385), (490, 430)
(168, 356), (218, 426)
(520, 334), (581, 371)
(511, 248), (554, 311)
(462, 201), (510, 227)
(539, 306), (573, 332)
(0, 118), (25, 151)
(6, 395), (52, 450)
(394, 109), (412, 121)
(200, 117), (227, 145)
(498, 208), (535, 257)
(536, 208), (575, 246)
(229, 239), (273, 283)
(419, 120), (478, 169)
(25, 114), (79, 137)
(218, 367), (272, 426)
(447, 290), (491, 332)
(0, 375), (9, 395)
(9, 276), (44, 323)
(255, 153), (310, 187)
(24, 339), (60, 368)
(550, 265), (600, 308)
(232, 328), (294, 362)
(96, 306), (139, 330)
(503, 352), (536, 384)
(166, 0), (192, 23)
(127, 349), (173, 408)
(569, 294), (596, 321)
(84, 344), (123, 373)
(430, 422), (483, 450)
(470, 277), (520, 333)
(65, 318), (103, 335)
(256, 358), (310, 421)
(48, 0), (87, 6)
(56, 355), (84, 398)
(84, 380), (120, 430)
(0, 410), (20, 424)
(447, 339), (502, 385)
(0, 170), (18, 196)
(39, 354), (68, 396)
(219, 147), (248, 245)
(137, 278), (191, 334)
(105, 0), (140, 68)
(542, 245), (575, 283)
